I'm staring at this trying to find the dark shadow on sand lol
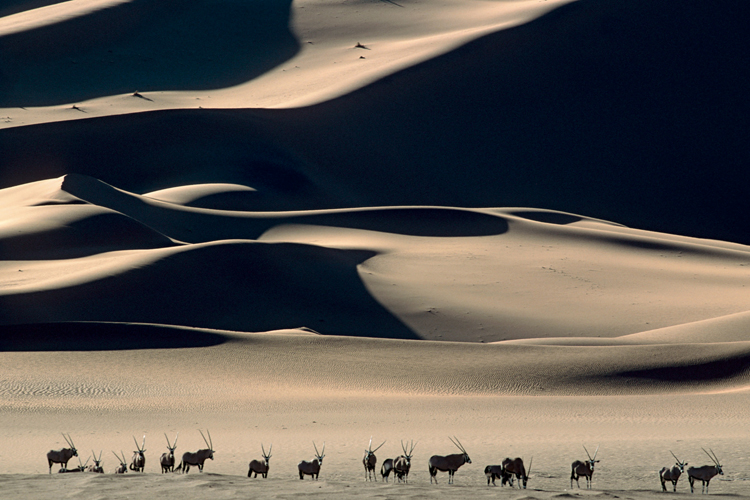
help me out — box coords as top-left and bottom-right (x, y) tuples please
(0, 322), (229, 351)
(0, 0), (299, 106)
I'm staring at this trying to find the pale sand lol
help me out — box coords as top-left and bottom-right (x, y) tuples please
(1, 0), (750, 498)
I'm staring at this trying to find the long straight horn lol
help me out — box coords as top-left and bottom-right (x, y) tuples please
(174, 432), (179, 447)
(165, 433), (172, 448)
(410, 440), (418, 455)
(207, 429), (213, 451)
(368, 436), (373, 452)
(593, 444), (599, 461)
(313, 441), (320, 456)
(113, 451), (122, 462)
(583, 445), (593, 461)
(452, 436), (467, 454)
(670, 450), (681, 463)
(702, 448), (718, 465)
(321, 442), (325, 456)
(373, 440), (386, 453)
(527, 457), (533, 476)
(98, 450), (103, 462)
(268, 444), (272, 457)
(199, 429), (210, 449)
(261, 443), (266, 456)
(709, 448), (721, 466)
(402, 440), (408, 455)
(141, 434), (146, 452)
(133, 435), (141, 451)
(62, 433), (71, 448)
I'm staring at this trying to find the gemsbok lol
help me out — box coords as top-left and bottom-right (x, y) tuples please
(176, 429), (215, 473)
(503, 457), (532, 489)
(660, 451), (687, 492)
(58, 456), (89, 473)
(485, 465), (513, 486)
(363, 437), (386, 481)
(248, 444), (272, 478)
(428, 436), (471, 484)
(113, 451), (128, 473)
(160, 432), (178, 473)
(381, 458), (394, 482)
(88, 450), (104, 473)
(298, 442), (325, 480)
(394, 440), (417, 483)
(571, 445), (600, 489)
(687, 448), (723, 494)
(47, 433), (78, 474)
(130, 435), (146, 472)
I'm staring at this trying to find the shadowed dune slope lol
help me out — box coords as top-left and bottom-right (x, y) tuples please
(1, 0), (748, 242)
(0, 0), (299, 106)
(0, 240), (419, 339)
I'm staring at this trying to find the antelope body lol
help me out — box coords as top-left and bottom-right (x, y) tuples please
(88, 450), (104, 473)
(130, 435), (146, 472)
(113, 451), (128, 473)
(688, 449), (723, 494)
(428, 436), (471, 484)
(381, 458), (394, 482)
(248, 444), (272, 478)
(47, 434), (78, 474)
(485, 465), (513, 486)
(298, 442), (325, 480)
(393, 440), (416, 483)
(176, 430), (214, 473)
(58, 456), (89, 473)
(160, 433), (178, 473)
(503, 457), (532, 489)
(363, 437), (385, 481)
(571, 445), (599, 489)
(660, 452), (687, 492)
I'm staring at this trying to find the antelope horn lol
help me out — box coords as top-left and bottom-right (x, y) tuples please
(261, 443), (266, 456)
(593, 444), (599, 461)
(410, 440), (418, 454)
(174, 432), (179, 447)
(373, 440), (386, 453)
(454, 436), (467, 454)
(199, 429), (210, 449)
(702, 448), (718, 466)
(583, 445), (593, 461)
(165, 433), (172, 448)
(670, 450), (681, 464)
(313, 441), (320, 456)
(99, 450), (103, 462)
(401, 440), (408, 455)
(709, 448), (721, 465)
(207, 429), (213, 451)
(368, 437), (373, 452)
(112, 451), (122, 462)
(133, 435), (141, 452)
(62, 433), (71, 448)
(528, 457), (533, 476)
(268, 444), (272, 457)
(141, 434), (146, 451)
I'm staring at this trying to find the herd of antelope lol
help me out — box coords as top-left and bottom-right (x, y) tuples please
(45, 434), (728, 493)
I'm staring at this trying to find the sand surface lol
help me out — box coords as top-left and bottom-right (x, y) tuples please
(1, 0), (749, 498)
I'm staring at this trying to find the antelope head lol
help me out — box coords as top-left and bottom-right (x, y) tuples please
(401, 439), (417, 466)
(92, 450), (103, 468)
(133, 434), (147, 456)
(523, 457), (533, 489)
(113, 450), (128, 471)
(365, 437), (385, 459)
(200, 429), (215, 460)
(313, 441), (325, 465)
(583, 444), (600, 470)
(261, 443), (272, 467)
(62, 433), (78, 457)
(449, 436), (471, 464)
(670, 451), (687, 472)
(703, 448), (723, 475)
(165, 432), (178, 453)
(76, 456), (90, 471)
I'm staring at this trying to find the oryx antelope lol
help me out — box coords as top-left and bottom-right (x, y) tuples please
(298, 442), (325, 480)
(503, 457), (532, 489)
(687, 448), (723, 494)
(428, 436), (471, 484)
(485, 465), (513, 486)
(176, 429), (214, 473)
(58, 456), (89, 473)
(394, 440), (417, 483)
(381, 458), (394, 482)
(571, 445), (600, 489)
(160, 432), (178, 473)
(130, 434), (146, 472)
(88, 450), (104, 473)
(113, 451), (128, 473)
(248, 443), (272, 478)
(363, 437), (385, 481)
(47, 433), (78, 474)
(660, 451), (687, 492)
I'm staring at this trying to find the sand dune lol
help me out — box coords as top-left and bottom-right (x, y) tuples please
(1, 0), (749, 494)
